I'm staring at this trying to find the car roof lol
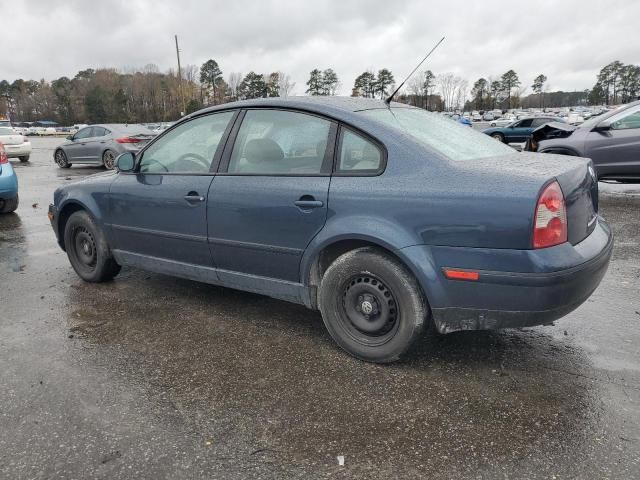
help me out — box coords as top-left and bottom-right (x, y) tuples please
(189, 96), (413, 119)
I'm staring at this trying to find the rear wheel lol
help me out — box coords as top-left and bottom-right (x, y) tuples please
(63, 210), (121, 282)
(55, 149), (72, 168)
(19, 156), (29, 162)
(102, 150), (116, 170)
(491, 132), (505, 142)
(0, 195), (19, 214)
(319, 247), (427, 363)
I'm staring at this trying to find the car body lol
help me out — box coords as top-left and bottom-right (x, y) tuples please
(53, 124), (155, 169)
(528, 100), (640, 181)
(0, 143), (19, 213)
(482, 112), (494, 121)
(472, 113), (482, 122)
(0, 127), (32, 161)
(483, 116), (565, 143)
(49, 97), (612, 363)
(451, 113), (473, 127)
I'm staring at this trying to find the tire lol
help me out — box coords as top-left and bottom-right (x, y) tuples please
(54, 149), (71, 168)
(491, 133), (505, 142)
(63, 210), (121, 282)
(0, 195), (19, 214)
(19, 156), (29, 162)
(102, 149), (116, 170)
(319, 247), (427, 363)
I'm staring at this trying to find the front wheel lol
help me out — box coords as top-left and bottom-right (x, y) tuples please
(63, 210), (121, 282)
(19, 156), (30, 162)
(55, 149), (72, 168)
(319, 247), (427, 363)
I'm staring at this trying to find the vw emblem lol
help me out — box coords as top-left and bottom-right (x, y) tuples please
(588, 165), (597, 181)
(361, 301), (373, 315)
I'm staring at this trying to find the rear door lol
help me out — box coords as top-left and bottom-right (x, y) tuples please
(208, 109), (335, 282)
(109, 111), (236, 267)
(89, 126), (109, 162)
(585, 104), (640, 178)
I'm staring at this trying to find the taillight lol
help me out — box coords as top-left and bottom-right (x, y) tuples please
(0, 143), (7, 164)
(533, 180), (567, 249)
(115, 137), (141, 144)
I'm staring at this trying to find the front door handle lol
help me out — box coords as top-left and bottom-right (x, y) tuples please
(184, 192), (205, 203)
(294, 196), (323, 209)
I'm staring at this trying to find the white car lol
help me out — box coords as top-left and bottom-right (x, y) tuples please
(490, 115), (517, 127)
(0, 127), (32, 162)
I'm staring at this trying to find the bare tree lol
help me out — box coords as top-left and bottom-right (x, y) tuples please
(227, 72), (243, 101)
(407, 72), (425, 107)
(277, 72), (295, 97)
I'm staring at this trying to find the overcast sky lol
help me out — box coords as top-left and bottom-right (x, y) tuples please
(6, 0), (640, 96)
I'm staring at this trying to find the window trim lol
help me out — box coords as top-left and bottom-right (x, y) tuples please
(130, 110), (240, 176)
(217, 108), (338, 177)
(332, 124), (387, 177)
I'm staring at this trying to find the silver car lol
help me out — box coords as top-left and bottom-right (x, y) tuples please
(54, 124), (155, 169)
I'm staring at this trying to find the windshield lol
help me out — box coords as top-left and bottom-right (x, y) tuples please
(361, 107), (514, 161)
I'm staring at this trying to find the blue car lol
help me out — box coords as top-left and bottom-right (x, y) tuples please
(0, 143), (19, 214)
(483, 116), (564, 143)
(48, 97), (612, 363)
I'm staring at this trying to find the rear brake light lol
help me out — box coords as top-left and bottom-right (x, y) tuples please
(533, 180), (567, 249)
(115, 137), (141, 144)
(0, 144), (7, 164)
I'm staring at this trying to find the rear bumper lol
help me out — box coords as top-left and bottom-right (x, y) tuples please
(4, 143), (32, 157)
(401, 218), (613, 333)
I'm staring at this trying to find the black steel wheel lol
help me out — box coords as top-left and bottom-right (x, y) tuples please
(319, 247), (428, 363)
(64, 210), (121, 282)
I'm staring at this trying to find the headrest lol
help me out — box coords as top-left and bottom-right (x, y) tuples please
(245, 138), (284, 163)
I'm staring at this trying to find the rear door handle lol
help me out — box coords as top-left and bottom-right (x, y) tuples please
(294, 199), (323, 209)
(184, 193), (205, 203)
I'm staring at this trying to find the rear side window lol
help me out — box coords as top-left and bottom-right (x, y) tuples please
(93, 127), (108, 136)
(338, 129), (382, 173)
(227, 110), (331, 175)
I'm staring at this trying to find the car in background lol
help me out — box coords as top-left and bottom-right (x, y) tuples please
(472, 112), (482, 122)
(54, 124), (155, 169)
(0, 127), (32, 162)
(527, 100), (640, 182)
(38, 127), (57, 136)
(152, 122), (175, 134)
(0, 143), (19, 213)
(489, 114), (517, 127)
(0, 119), (11, 128)
(450, 113), (473, 127)
(482, 112), (494, 121)
(483, 116), (564, 143)
(48, 97), (612, 363)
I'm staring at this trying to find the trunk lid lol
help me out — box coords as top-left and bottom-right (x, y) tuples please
(0, 134), (25, 146)
(467, 152), (598, 246)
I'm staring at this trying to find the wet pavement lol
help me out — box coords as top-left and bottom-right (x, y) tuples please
(1, 138), (639, 479)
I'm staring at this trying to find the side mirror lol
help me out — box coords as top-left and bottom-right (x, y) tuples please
(593, 120), (612, 132)
(66, 135), (74, 140)
(116, 152), (135, 172)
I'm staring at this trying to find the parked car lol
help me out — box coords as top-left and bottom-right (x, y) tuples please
(49, 97), (612, 363)
(527, 100), (640, 182)
(483, 116), (564, 143)
(0, 143), (19, 213)
(54, 124), (156, 169)
(0, 127), (32, 162)
(482, 112), (494, 121)
(489, 115), (517, 127)
(472, 113), (482, 122)
(152, 122), (176, 134)
(451, 113), (473, 127)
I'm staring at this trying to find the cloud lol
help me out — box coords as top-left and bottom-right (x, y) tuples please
(6, 0), (640, 96)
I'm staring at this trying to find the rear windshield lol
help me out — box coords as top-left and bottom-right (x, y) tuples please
(0, 127), (15, 135)
(361, 108), (514, 161)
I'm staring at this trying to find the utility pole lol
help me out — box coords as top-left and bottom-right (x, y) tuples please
(175, 34), (186, 116)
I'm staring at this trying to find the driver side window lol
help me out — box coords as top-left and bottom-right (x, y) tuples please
(140, 111), (235, 173)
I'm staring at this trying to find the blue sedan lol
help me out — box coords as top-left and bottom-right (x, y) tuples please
(48, 97), (612, 363)
(0, 143), (19, 213)
(483, 116), (564, 143)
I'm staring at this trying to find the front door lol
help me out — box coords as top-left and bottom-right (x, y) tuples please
(65, 126), (94, 161)
(108, 111), (237, 267)
(208, 109), (335, 283)
(507, 118), (534, 142)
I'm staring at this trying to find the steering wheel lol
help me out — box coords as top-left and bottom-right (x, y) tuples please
(140, 158), (169, 173)
(176, 153), (210, 170)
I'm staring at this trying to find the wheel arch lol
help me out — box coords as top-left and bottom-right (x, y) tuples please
(303, 235), (434, 311)
(57, 200), (99, 250)
(539, 146), (580, 156)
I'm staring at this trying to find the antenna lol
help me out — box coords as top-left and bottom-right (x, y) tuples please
(385, 36), (445, 105)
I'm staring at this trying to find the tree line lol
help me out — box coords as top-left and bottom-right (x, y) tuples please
(1, 58), (638, 124)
